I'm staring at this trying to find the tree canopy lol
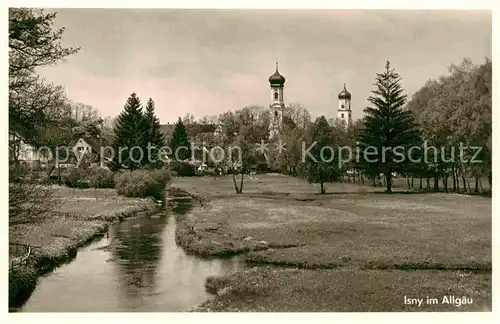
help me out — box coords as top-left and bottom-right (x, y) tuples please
(9, 8), (79, 141)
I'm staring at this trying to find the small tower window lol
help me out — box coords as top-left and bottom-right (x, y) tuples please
(274, 91), (279, 100)
(341, 113), (344, 118)
(341, 104), (345, 109)
(274, 110), (278, 118)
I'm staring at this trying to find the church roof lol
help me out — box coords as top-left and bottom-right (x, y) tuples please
(269, 62), (286, 86)
(338, 83), (351, 99)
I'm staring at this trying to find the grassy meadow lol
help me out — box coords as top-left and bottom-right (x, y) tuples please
(171, 174), (492, 311)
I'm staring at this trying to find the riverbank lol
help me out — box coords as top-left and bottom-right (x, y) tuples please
(9, 186), (158, 308)
(200, 267), (491, 311)
(171, 175), (492, 311)
(172, 188), (297, 257)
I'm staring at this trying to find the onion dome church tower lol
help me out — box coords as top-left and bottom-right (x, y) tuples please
(269, 62), (286, 139)
(337, 83), (352, 128)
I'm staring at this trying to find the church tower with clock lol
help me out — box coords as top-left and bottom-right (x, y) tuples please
(268, 62), (286, 139)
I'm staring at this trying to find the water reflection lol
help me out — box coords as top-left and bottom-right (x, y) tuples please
(20, 195), (245, 312)
(110, 212), (167, 308)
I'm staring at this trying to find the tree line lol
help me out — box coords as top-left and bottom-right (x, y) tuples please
(163, 59), (491, 195)
(9, 9), (491, 195)
(406, 58), (491, 194)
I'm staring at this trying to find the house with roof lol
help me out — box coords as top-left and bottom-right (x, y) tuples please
(68, 136), (113, 164)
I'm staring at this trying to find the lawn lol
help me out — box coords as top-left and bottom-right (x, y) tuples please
(173, 173), (388, 197)
(200, 267), (491, 312)
(171, 174), (492, 311)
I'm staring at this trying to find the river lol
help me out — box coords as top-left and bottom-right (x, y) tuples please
(20, 195), (245, 312)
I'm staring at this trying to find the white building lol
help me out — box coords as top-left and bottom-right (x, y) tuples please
(9, 132), (46, 163)
(71, 137), (95, 155)
(268, 62), (286, 139)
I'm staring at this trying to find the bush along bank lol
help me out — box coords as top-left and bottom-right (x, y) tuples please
(63, 166), (116, 189)
(9, 197), (159, 309)
(115, 168), (171, 201)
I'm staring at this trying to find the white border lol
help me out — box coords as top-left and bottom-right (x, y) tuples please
(2, 1), (496, 324)
(3, 0), (496, 9)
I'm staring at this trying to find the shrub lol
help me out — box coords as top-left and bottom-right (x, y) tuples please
(62, 167), (89, 188)
(256, 163), (269, 174)
(9, 163), (31, 183)
(115, 168), (171, 200)
(88, 168), (115, 188)
(171, 161), (196, 177)
(202, 169), (217, 177)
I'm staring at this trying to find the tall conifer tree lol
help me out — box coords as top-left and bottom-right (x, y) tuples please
(358, 61), (421, 193)
(169, 117), (191, 161)
(112, 93), (148, 170)
(144, 98), (166, 167)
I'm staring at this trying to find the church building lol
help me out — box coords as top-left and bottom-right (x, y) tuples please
(337, 83), (352, 128)
(268, 62), (286, 139)
(267, 63), (353, 138)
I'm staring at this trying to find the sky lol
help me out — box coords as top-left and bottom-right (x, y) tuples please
(39, 9), (492, 124)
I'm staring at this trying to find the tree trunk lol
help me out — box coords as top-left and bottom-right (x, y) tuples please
(47, 164), (55, 178)
(385, 172), (392, 193)
(426, 178), (430, 190)
(479, 178), (483, 195)
(443, 175), (448, 192)
(488, 170), (492, 190)
(407, 176), (411, 190)
(434, 177), (439, 191)
(411, 177), (414, 189)
(320, 180), (325, 194)
(372, 176), (376, 187)
(232, 172), (239, 193)
(461, 163), (467, 194)
(463, 168), (471, 195)
(419, 177), (422, 190)
(474, 176), (479, 193)
(239, 172), (244, 194)
(360, 172), (364, 184)
(452, 167), (456, 191)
